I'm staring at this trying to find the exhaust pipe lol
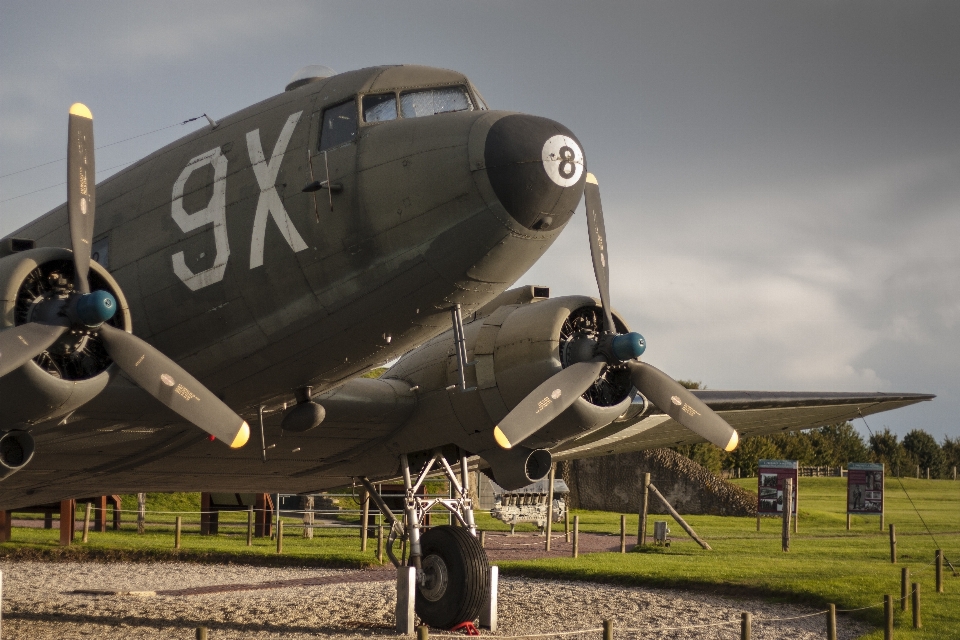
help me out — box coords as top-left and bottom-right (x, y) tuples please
(0, 430), (34, 481)
(479, 446), (552, 491)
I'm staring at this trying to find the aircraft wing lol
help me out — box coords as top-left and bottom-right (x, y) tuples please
(551, 391), (935, 460)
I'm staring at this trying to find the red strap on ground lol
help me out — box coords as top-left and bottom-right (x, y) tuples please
(450, 621), (480, 635)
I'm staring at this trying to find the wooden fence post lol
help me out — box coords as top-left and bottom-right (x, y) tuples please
(603, 619), (613, 640)
(620, 514), (626, 553)
(247, 507), (254, 546)
(377, 524), (384, 563)
(276, 519), (283, 554)
(175, 516), (182, 549)
(637, 472), (650, 546)
(912, 582), (921, 628)
(648, 483), (712, 550)
(740, 612), (751, 640)
(889, 524), (896, 563)
(81, 503), (91, 543)
(900, 567), (909, 611)
(936, 549), (943, 593)
(883, 594), (893, 640)
(782, 478), (792, 552)
(572, 515), (579, 558)
(137, 492), (146, 534)
(565, 503), (570, 543)
(479, 530), (486, 548)
(826, 604), (836, 640)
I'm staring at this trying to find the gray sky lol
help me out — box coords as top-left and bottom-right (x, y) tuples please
(1, 1), (957, 442)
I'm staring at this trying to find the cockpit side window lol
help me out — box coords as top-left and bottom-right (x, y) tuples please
(319, 100), (358, 151)
(362, 93), (398, 123)
(399, 86), (473, 119)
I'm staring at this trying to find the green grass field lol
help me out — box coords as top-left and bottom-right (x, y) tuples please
(2, 477), (957, 638)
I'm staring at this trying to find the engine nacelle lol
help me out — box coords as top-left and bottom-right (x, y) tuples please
(0, 247), (131, 428)
(0, 430), (35, 480)
(383, 288), (635, 462)
(478, 445), (552, 491)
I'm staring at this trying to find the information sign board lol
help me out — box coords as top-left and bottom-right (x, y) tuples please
(847, 462), (884, 515)
(757, 459), (798, 515)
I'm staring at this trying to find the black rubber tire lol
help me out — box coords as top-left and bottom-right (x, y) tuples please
(415, 525), (489, 629)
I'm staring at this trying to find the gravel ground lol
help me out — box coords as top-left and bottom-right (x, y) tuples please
(0, 560), (871, 639)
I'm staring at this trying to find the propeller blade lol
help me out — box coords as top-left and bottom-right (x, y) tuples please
(67, 103), (96, 294)
(98, 324), (250, 448)
(628, 361), (739, 451)
(584, 173), (616, 333)
(493, 360), (606, 449)
(0, 323), (67, 377)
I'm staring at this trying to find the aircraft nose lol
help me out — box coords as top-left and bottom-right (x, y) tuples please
(484, 115), (586, 230)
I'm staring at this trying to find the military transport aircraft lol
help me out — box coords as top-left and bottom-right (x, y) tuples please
(0, 64), (932, 628)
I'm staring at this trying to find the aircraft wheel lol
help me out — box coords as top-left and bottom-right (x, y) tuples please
(415, 525), (488, 629)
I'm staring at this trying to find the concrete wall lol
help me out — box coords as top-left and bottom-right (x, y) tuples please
(561, 449), (756, 516)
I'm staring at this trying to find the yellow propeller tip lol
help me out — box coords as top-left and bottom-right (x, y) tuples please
(724, 430), (739, 452)
(229, 422), (250, 448)
(493, 426), (512, 449)
(69, 103), (92, 119)
(585, 172), (598, 185)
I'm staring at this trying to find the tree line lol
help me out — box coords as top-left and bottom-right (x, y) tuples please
(673, 424), (960, 478)
(671, 381), (959, 477)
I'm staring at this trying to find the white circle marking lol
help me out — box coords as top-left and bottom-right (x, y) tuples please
(541, 135), (584, 187)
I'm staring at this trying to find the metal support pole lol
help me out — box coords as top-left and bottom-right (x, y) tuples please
(400, 454), (422, 569)
(638, 472), (649, 546)
(460, 451), (477, 535)
(276, 520), (283, 554)
(81, 503), (91, 543)
(741, 612), (751, 640)
(175, 516), (182, 549)
(889, 524), (896, 563)
(572, 515), (579, 558)
(564, 503), (570, 543)
(900, 567), (909, 611)
(603, 619), (613, 640)
(826, 604), (836, 640)
(545, 465), (555, 551)
(361, 489), (369, 551)
(247, 507), (254, 546)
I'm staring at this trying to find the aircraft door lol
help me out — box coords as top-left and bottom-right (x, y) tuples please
(313, 99), (359, 230)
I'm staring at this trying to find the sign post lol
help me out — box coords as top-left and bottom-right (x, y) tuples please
(847, 462), (885, 529)
(757, 460), (798, 528)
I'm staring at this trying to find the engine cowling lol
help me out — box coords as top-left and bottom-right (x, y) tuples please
(0, 247), (131, 427)
(383, 291), (636, 485)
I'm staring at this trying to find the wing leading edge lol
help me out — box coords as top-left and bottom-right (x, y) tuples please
(552, 391), (935, 461)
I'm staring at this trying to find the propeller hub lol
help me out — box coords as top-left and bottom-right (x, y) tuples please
(612, 332), (646, 361)
(75, 290), (117, 327)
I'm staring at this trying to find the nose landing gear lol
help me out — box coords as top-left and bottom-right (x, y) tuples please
(360, 448), (490, 630)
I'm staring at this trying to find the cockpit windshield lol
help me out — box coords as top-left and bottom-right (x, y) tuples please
(399, 86), (473, 118)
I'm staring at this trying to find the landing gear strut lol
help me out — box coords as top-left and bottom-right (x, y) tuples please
(360, 448), (489, 629)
